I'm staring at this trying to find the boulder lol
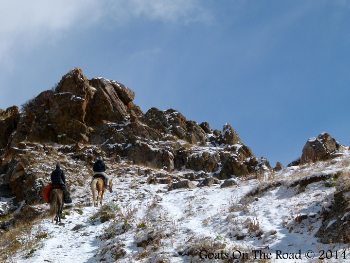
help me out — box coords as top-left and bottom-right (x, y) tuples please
(198, 177), (220, 187)
(147, 173), (172, 184)
(5, 161), (43, 204)
(125, 142), (174, 171)
(168, 180), (196, 191)
(220, 179), (238, 188)
(186, 151), (220, 172)
(300, 133), (340, 164)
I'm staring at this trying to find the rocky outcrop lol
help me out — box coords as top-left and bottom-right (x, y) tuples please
(221, 123), (240, 145)
(13, 68), (137, 145)
(143, 108), (207, 145)
(86, 78), (133, 125)
(273, 162), (283, 172)
(217, 145), (258, 179)
(125, 141), (174, 171)
(186, 151), (220, 172)
(300, 133), (340, 164)
(0, 106), (20, 149)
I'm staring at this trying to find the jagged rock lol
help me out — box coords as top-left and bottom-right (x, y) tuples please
(287, 158), (301, 167)
(185, 121), (207, 144)
(0, 106), (20, 148)
(144, 108), (206, 144)
(221, 123), (240, 145)
(273, 161), (283, 172)
(11, 68), (137, 145)
(199, 122), (211, 133)
(8, 161), (44, 204)
(174, 148), (190, 170)
(126, 142), (174, 171)
(300, 133), (340, 164)
(218, 155), (255, 179)
(186, 151), (220, 172)
(220, 179), (238, 188)
(168, 180), (196, 191)
(198, 177), (220, 187)
(87, 78), (133, 125)
(143, 108), (169, 133)
(56, 68), (93, 98)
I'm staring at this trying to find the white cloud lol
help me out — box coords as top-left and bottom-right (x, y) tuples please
(0, 0), (101, 70)
(104, 0), (211, 24)
(0, 0), (210, 70)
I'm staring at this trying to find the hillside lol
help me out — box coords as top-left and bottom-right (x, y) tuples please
(1, 68), (350, 262)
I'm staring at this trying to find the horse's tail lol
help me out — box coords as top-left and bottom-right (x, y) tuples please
(49, 189), (59, 216)
(90, 178), (97, 192)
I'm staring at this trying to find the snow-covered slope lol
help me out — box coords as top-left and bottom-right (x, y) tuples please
(9, 153), (350, 263)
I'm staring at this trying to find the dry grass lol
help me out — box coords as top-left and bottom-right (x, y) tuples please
(0, 219), (48, 262)
(90, 202), (120, 223)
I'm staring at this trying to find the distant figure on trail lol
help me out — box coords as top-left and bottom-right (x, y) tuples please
(93, 157), (109, 189)
(51, 163), (72, 204)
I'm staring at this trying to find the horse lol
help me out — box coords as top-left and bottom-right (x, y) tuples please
(90, 177), (113, 207)
(49, 188), (64, 224)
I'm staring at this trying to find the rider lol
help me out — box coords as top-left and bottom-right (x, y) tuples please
(93, 157), (109, 189)
(51, 162), (72, 204)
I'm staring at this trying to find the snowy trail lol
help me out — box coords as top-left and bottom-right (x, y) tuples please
(17, 206), (103, 263)
(14, 176), (122, 263)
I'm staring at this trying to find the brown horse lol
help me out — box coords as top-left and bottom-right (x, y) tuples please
(49, 189), (64, 224)
(90, 178), (113, 207)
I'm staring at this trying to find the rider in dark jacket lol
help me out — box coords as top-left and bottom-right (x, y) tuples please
(93, 158), (109, 188)
(51, 163), (66, 186)
(51, 163), (72, 203)
(93, 159), (106, 173)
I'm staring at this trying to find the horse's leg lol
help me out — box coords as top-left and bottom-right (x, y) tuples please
(92, 182), (98, 207)
(59, 205), (63, 222)
(100, 189), (104, 206)
(95, 189), (99, 207)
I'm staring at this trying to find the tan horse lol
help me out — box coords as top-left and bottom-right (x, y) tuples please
(49, 189), (64, 224)
(90, 178), (113, 207)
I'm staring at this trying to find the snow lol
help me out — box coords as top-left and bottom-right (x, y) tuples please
(9, 153), (350, 262)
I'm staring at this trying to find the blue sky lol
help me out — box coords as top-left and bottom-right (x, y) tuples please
(0, 0), (349, 165)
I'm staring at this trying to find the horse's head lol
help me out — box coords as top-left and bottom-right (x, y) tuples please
(108, 179), (113, 193)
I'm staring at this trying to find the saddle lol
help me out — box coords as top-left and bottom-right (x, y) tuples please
(93, 174), (105, 180)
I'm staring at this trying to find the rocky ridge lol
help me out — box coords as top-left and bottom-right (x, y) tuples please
(0, 68), (269, 206)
